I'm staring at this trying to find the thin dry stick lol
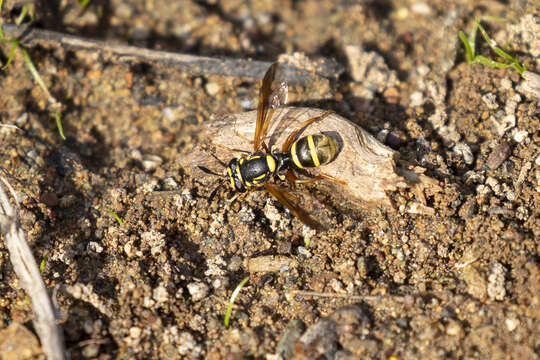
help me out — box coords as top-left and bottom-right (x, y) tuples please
(0, 124), (22, 131)
(287, 289), (405, 302)
(0, 177), (66, 360)
(1, 23), (344, 83)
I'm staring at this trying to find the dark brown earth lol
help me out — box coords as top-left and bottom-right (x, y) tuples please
(0, 1), (539, 359)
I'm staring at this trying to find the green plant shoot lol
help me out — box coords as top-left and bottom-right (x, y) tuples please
(224, 276), (249, 328)
(459, 19), (526, 76)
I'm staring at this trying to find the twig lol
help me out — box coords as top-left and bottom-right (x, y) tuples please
(0, 177), (66, 360)
(1, 23), (344, 83)
(0, 124), (22, 131)
(286, 290), (395, 302)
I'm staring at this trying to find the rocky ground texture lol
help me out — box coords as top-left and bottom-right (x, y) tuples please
(0, 1), (539, 359)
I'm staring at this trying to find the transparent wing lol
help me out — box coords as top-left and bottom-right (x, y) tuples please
(264, 183), (325, 230)
(253, 62), (289, 151)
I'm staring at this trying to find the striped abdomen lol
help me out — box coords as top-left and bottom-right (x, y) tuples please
(289, 134), (338, 169)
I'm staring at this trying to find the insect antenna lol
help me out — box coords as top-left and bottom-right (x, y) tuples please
(197, 165), (224, 177)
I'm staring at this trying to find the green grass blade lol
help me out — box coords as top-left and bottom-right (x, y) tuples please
(459, 31), (474, 63)
(474, 55), (514, 69)
(476, 21), (525, 74)
(478, 22), (515, 63)
(1, 39), (18, 70)
(492, 46), (516, 63)
(55, 111), (66, 140)
(0, 0), (4, 40)
(106, 209), (124, 225)
(224, 276), (249, 328)
(79, 0), (91, 9)
(40, 255), (47, 273)
(21, 48), (52, 99)
(468, 20), (478, 58)
(16, 5), (29, 25)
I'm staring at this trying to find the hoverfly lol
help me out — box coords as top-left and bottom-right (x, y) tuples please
(221, 62), (344, 229)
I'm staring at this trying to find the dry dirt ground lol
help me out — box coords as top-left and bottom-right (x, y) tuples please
(0, 1), (539, 359)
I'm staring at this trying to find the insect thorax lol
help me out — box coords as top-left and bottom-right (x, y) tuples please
(227, 152), (281, 191)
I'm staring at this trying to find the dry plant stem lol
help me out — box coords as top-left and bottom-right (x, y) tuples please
(0, 177), (66, 360)
(287, 290), (386, 302)
(1, 23), (343, 83)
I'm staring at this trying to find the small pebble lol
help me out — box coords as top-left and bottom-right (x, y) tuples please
(15, 112), (29, 127)
(153, 284), (169, 303)
(511, 129), (528, 143)
(505, 317), (519, 332)
(162, 107), (176, 121)
(297, 246), (311, 258)
(504, 93), (521, 115)
(129, 326), (142, 339)
(481, 93), (498, 109)
(82, 344), (100, 358)
(516, 206), (528, 221)
(489, 114), (515, 137)
(446, 319), (463, 337)
(88, 241), (104, 253)
(238, 206), (255, 222)
(178, 331), (198, 356)
(462, 265), (487, 300)
(485, 177), (501, 196)
(141, 154), (163, 172)
(409, 91), (424, 107)
(205, 82), (220, 96)
(187, 282), (209, 301)
(377, 129), (390, 143)
(388, 130), (406, 148)
(395, 7), (409, 20)
(162, 177), (178, 190)
(486, 141), (511, 170)
(487, 261), (506, 301)
(517, 71), (540, 100)
(227, 255), (243, 272)
(411, 2), (432, 15)
(500, 78), (512, 90)
(453, 143), (474, 165)
(383, 87), (400, 104)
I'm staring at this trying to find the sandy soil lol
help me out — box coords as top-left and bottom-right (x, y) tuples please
(0, 1), (539, 359)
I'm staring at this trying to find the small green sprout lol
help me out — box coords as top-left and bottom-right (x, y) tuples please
(39, 255), (48, 273)
(55, 111), (66, 140)
(1, 0), (66, 139)
(106, 210), (124, 225)
(0, 38), (18, 70)
(224, 276), (249, 328)
(79, 0), (92, 9)
(459, 19), (527, 76)
(15, 4), (34, 25)
(20, 47), (51, 99)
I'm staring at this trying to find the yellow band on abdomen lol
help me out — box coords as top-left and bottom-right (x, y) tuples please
(290, 141), (303, 169)
(307, 135), (320, 167)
